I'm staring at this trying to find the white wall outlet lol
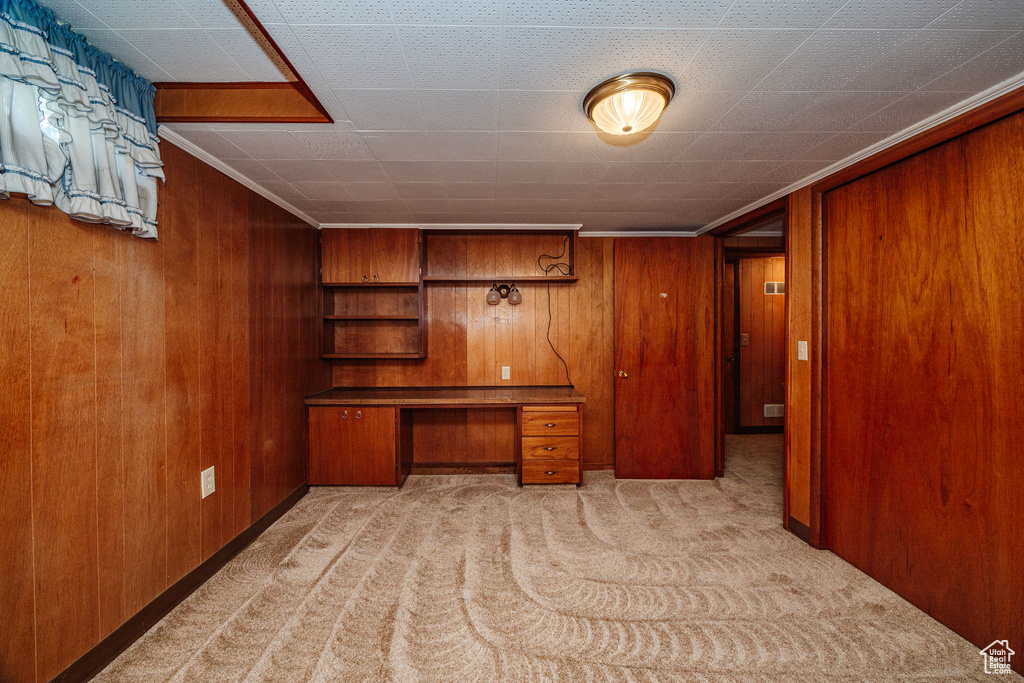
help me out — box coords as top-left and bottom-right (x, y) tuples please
(501, 366), (511, 380)
(797, 340), (809, 361)
(201, 466), (215, 499)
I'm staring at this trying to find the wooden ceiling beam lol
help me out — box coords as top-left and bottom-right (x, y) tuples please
(154, 81), (330, 123)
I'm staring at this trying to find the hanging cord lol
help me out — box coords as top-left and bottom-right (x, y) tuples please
(538, 235), (573, 386)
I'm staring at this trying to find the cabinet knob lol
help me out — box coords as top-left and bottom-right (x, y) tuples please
(355, 410), (362, 419)
(617, 370), (628, 378)
(544, 423), (557, 428)
(542, 446), (558, 451)
(372, 274), (379, 282)
(543, 471), (557, 476)
(362, 275), (369, 282)
(342, 410), (348, 419)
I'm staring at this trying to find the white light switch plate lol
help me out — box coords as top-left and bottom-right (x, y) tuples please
(201, 466), (215, 499)
(501, 366), (510, 380)
(798, 340), (808, 361)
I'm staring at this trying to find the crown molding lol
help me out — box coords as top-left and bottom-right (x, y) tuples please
(697, 73), (1024, 235)
(319, 223), (582, 231)
(581, 230), (700, 237)
(158, 125), (319, 228)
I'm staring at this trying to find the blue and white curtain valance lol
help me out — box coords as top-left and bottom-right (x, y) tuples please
(0, 0), (162, 238)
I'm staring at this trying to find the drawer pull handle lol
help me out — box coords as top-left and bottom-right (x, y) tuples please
(342, 410), (348, 419)
(544, 423), (557, 428)
(355, 410), (362, 419)
(544, 471), (557, 476)
(542, 446), (558, 451)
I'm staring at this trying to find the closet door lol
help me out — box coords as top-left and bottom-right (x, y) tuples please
(613, 237), (715, 479)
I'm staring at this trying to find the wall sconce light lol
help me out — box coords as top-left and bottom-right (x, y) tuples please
(486, 283), (521, 305)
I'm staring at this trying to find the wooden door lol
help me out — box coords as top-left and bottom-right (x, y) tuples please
(738, 256), (785, 427)
(723, 261), (737, 433)
(614, 237), (715, 479)
(309, 406), (352, 484)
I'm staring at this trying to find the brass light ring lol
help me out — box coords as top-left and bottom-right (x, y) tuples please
(582, 72), (676, 123)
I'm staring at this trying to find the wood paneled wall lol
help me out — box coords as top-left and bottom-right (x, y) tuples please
(0, 142), (328, 683)
(737, 256), (785, 427)
(784, 188), (812, 528)
(823, 111), (1023, 669)
(332, 236), (615, 470)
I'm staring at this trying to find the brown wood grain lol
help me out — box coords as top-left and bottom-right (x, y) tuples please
(521, 459), (579, 484)
(321, 228), (419, 284)
(736, 256), (785, 427)
(614, 237), (716, 480)
(785, 187), (813, 529)
(722, 261), (737, 434)
(309, 407), (398, 485)
(154, 82), (329, 123)
(824, 112), (1024, 670)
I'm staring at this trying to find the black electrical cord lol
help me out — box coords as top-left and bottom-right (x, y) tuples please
(538, 235), (573, 387)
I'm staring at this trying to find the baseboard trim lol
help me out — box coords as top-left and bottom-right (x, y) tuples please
(788, 516), (811, 543)
(53, 485), (309, 683)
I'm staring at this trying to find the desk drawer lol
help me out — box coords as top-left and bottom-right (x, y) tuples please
(522, 459), (579, 484)
(521, 410), (579, 436)
(522, 436), (579, 461)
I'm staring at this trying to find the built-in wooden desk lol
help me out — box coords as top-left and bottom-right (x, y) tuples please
(304, 386), (585, 487)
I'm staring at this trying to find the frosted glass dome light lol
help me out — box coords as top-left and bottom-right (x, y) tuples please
(583, 73), (675, 136)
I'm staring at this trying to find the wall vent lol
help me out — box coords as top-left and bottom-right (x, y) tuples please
(764, 282), (785, 295)
(763, 404), (785, 418)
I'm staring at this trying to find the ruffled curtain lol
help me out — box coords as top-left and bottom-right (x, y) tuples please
(0, 0), (162, 237)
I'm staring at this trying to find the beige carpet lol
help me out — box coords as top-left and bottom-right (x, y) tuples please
(96, 435), (1007, 682)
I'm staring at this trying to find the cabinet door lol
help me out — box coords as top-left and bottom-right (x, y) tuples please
(309, 407), (352, 484)
(347, 407), (398, 484)
(369, 229), (419, 283)
(321, 229), (371, 284)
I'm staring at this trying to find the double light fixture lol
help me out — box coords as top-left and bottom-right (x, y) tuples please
(487, 283), (521, 305)
(583, 72), (675, 136)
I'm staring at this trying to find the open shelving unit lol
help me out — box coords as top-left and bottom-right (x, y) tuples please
(420, 229), (578, 284)
(321, 283), (425, 359)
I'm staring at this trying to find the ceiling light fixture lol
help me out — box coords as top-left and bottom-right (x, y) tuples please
(583, 72), (675, 136)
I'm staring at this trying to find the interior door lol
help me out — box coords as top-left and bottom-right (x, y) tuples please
(723, 261), (737, 434)
(614, 237), (716, 479)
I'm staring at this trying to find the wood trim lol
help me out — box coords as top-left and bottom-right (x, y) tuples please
(787, 516), (810, 543)
(811, 85), (1024, 194)
(708, 197), (787, 237)
(809, 187), (826, 549)
(51, 484), (308, 683)
(714, 236), (724, 477)
(154, 81), (329, 123)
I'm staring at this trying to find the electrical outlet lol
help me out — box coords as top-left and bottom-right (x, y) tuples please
(798, 340), (808, 361)
(201, 466), (215, 499)
(501, 366), (511, 380)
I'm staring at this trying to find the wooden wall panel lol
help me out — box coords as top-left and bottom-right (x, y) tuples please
(331, 236), (614, 469)
(824, 112), (1023, 668)
(0, 141), (329, 682)
(785, 187), (812, 528)
(737, 256), (785, 427)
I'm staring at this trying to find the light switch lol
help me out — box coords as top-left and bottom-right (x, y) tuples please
(201, 466), (215, 499)
(501, 366), (510, 380)
(740, 333), (749, 347)
(797, 340), (808, 361)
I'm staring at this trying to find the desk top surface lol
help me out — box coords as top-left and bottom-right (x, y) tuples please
(305, 386), (585, 406)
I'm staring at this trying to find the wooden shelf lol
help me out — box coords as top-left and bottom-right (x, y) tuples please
(322, 353), (425, 359)
(324, 315), (420, 320)
(422, 275), (577, 283)
(322, 282), (418, 287)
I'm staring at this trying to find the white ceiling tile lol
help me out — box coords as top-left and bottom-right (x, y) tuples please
(839, 29), (1016, 92)
(740, 132), (835, 160)
(404, 199), (452, 212)
(418, 90), (500, 131)
(257, 180), (306, 199)
(677, 29), (814, 91)
(446, 183), (496, 198)
(559, 132), (625, 162)
(825, 0), (962, 29)
(207, 28), (289, 81)
(761, 160), (833, 184)
(446, 199), (499, 213)
(293, 181), (354, 201)
(391, 0), (502, 24)
(718, 0), (848, 28)
(288, 198), (326, 214)
(318, 200), (372, 213)
(290, 25), (412, 88)
(359, 199), (414, 213)
(503, 0), (618, 26)
(431, 132), (498, 160)
(341, 182), (403, 201)
(394, 183), (450, 199)
(638, 182), (743, 200)
(613, 0), (734, 28)
(72, 30), (174, 81)
(851, 91), (975, 131)
(377, 161), (444, 183)
(921, 31), (1024, 92)
(272, 0), (392, 24)
(438, 161), (498, 183)
(656, 90), (747, 131)
(116, 29), (246, 80)
(361, 132), (437, 160)
(929, 1), (1024, 30)
(497, 132), (566, 160)
(288, 132), (375, 160)
(599, 162), (670, 183)
(657, 160), (781, 183)
(616, 132), (701, 161)
(334, 90), (426, 131)
(76, 0), (199, 28)
(321, 160), (390, 182)
(501, 27), (613, 90)
(218, 131), (312, 159)
(679, 132), (764, 160)
(498, 91), (580, 131)
(398, 26), (502, 89)
(599, 29), (708, 78)
(729, 181), (790, 199)
(46, 0), (107, 28)
(174, 0), (250, 28)
(755, 30), (907, 91)
(176, 130), (252, 159)
(265, 160), (336, 182)
(223, 159), (281, 182)
(795, 131), (891, 160)
(712, 91), (907, 132)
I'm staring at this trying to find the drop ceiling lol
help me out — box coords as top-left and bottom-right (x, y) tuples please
(48, 0), (1024, 232)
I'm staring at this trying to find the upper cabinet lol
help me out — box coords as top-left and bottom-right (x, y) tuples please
(321, 228), (420, 284)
